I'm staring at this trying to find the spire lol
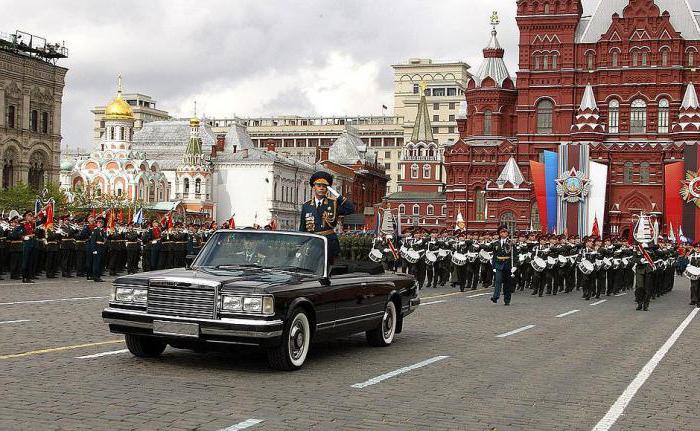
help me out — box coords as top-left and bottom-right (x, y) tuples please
(410, 81), (434, 143)
(571, 83), (604, 136)
(681, 83), (699, 110)
(184, 106), (203, 166)
(579, 83), (598, 111)
(496, 157), (524, 189)
(470, 12), (512, 88)
(117, 74), (123, 97)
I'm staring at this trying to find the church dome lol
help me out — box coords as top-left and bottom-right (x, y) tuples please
(105, 95), (133, 120)
(60, 159), (75, 171)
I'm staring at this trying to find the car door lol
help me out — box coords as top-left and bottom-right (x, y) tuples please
(331, 274), (375, 331)
(362, 275), (395, 315)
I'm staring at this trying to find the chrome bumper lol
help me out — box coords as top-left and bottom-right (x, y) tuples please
(102, 307), (284, 345)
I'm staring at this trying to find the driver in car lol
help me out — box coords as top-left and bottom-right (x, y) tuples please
(234, 236), (267, 266)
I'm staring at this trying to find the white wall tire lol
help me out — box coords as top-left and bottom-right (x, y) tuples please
(267, 309), (311, 371)
(367, 300), (397, 347)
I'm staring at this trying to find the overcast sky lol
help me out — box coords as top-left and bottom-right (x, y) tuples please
(4, 0), (700, 150)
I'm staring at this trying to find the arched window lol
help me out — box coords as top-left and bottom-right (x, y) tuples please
(543, 54), (549, 70)
(608, 99), (620, 134)
(483, 110), (493, 136)
(422, 164), (431, 179)
(533, 54), (540, 70)
(195, 178), (201, 194)
(500, 212), (517, 235)
(41, 112), (49, 133)
(110, 127), (115, 140)
(119, 127), (124, 141)
(183, 178), (190, 194)
(689, 50), (695, 67)
(536, 99), (553, 134)
(641, 51), (648, 66)
(2, 147), (17, 189)
(530, 204), (541, 231)
(632, 50), (639, 67)
(6, 105), (16, 128)
(399, 204), (405, 215)
(412, 204), (420, 215)
(640, 162), (650, 184)
(148, 181), (155, 202)
(544, 3), (550, 14)
(551, 52), (558, 69)
(611, 50), (619, 67)
(661, 48), (670, 67)
(30, 110), (38, 132)
(586, 52), (595, 70)
(28, 151), (46, 191)
(427, 205), (434, 216)
(630, 99), (647, 133)
(658, 98), (670, 134)
(623, 162), (634, 184)
(475, 188), (486, 221)
(411, 164), (419, 179)
(442, 205), (447, 215)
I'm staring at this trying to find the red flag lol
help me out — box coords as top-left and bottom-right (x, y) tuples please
(387, 237), (399, 260)
(228, 214), (235, 229)
(117, 208), (124, 223)
(90, 208), (96, 219)
(167, 211), (174, 230)
(637, 244), (657, 271)
(591, 215), (600, 239)
(44, 201), (54, 230)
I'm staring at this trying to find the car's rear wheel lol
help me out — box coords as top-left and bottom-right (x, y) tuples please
(367, 300), (397, 347)
(124, 334), (167, 358)
(267, 309), (311, 371)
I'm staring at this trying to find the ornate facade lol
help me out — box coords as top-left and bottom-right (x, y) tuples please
(445, 0), (699, 237)
(0, 31), (68, 191)
(174, 115), (214, 218)
(60, 80), (169, 204)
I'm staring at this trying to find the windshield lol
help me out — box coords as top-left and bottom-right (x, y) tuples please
(192, 231), (326, 276)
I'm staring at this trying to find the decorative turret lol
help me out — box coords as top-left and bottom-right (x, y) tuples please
(184, 101), (205, 166)
(102, 75), (136, 151)
(467, 12), (514, 90)
(496, 157), (524, 189)
(672, 83), (700, 139)
(571, 83), (605, 141)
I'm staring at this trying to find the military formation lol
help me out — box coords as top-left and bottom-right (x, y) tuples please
(369, 228), (685, 311)
(0, 211), (221, 283)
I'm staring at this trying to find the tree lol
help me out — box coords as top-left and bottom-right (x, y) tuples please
(0, 183), (36, 213)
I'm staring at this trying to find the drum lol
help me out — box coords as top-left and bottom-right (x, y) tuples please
(621, 257), (630, 268)
(405, 249), (421, 264)
(479, 249), (493, 263)
(558, 255), (567, 267)
(438, 249), (450, 259)
(466, 252), (478, 262)
(425, 251), (438, 264)
(684, 264), (700, 280)
(531, 256), (546, 272)
(612, 258), (621, 269)
(369, 249), (383, 263)
(547, 256), (557, 267)
(602, 257), (613, 270)
(399, 245), (408, 258)
(451, 252), (467, 266)
(578, 259), (594, 275)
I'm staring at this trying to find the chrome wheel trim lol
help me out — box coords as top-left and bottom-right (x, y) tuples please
(382, 302), (397, 344)
(288, 313), (310, 367)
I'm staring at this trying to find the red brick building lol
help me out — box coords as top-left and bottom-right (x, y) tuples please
(445, 0), (699, 237)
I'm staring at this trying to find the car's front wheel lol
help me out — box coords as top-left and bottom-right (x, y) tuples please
(267, 309), (311, 371)
(124, 334), (167, 358)
(366, 300), (397, 347)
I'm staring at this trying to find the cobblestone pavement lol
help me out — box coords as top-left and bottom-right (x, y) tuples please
(0, 275), (698, 431)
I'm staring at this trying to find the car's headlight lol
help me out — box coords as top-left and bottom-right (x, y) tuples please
(221, 295), (243, 311)
(114, 286), (147, 305)
(220, 294), (273, 315)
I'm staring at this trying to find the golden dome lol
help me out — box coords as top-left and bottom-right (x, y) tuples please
(105, 95), (134, 120)
(189, 116), (200, 127)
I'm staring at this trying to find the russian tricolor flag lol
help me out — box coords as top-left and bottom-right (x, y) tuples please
(529, 150), (558, 233)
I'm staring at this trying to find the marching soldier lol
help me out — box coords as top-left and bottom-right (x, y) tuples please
(689, 244), (700, 307)
(148, 220), (163, 271)
(44, 224), (61, 278)
(633, 243), (655, 311)
(77, 216), (94, 278)
(465, 233), (481, 291)
(451, 231), (468, 291)
(298, 171), (353, 263)
(125, 223), (141, 274)
(20, 211), (37, 283)
(107, 224), (123, 276)
(8, 215), (23, 279)
(490, 225), (516, 306)
(59, 218), (76, 277)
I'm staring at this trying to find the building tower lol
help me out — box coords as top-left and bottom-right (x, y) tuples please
(397, 81), (443, 193)
(102, 75), (136, 153)
(176, 103), (215, 219)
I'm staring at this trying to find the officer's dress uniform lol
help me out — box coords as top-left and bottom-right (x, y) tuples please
(8, 225), (23, 279)
(77, 224), (92, 277)
(59, 225), (76, 277)
(450, 240), (468, 291)
(633, 247), (654, 311)
(44, 228), (61, 278)
(298, 195), (353, 263)
(20, 221), (36, 282)
(88, 226), (107, 282)
(125, 229), (141, 274)
(491, 238), (516, 305)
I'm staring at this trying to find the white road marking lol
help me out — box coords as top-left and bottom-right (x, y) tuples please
(351, 355), (449, 389)
(496, 324), (536, 338)
(0, 319), (32, 325)
(615, 292), (628, 297)
(591, 307), (699, 431)
(0, 296), (107, 306)
(590, 299), (607, 306)
(556, 309), (580, 318)
(75, 349), (129, 359)
(220, 419), (264, 431)
(466, 292), (490, 298)
(421, 300), (447, 306)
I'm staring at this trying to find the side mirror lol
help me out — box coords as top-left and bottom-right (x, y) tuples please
(319, 277), (331, 287)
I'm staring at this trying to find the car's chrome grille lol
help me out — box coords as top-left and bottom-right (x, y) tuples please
(147, 281), (216, 319)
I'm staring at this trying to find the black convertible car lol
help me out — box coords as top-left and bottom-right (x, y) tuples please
(102, 230), (420, 370)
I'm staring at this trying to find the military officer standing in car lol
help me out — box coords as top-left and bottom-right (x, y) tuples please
(298, 171), (353, 264)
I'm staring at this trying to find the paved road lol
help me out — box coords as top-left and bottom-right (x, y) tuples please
(1, 275), (698, 430)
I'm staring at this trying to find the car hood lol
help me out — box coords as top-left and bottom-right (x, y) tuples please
(114, 267), (314, 289)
